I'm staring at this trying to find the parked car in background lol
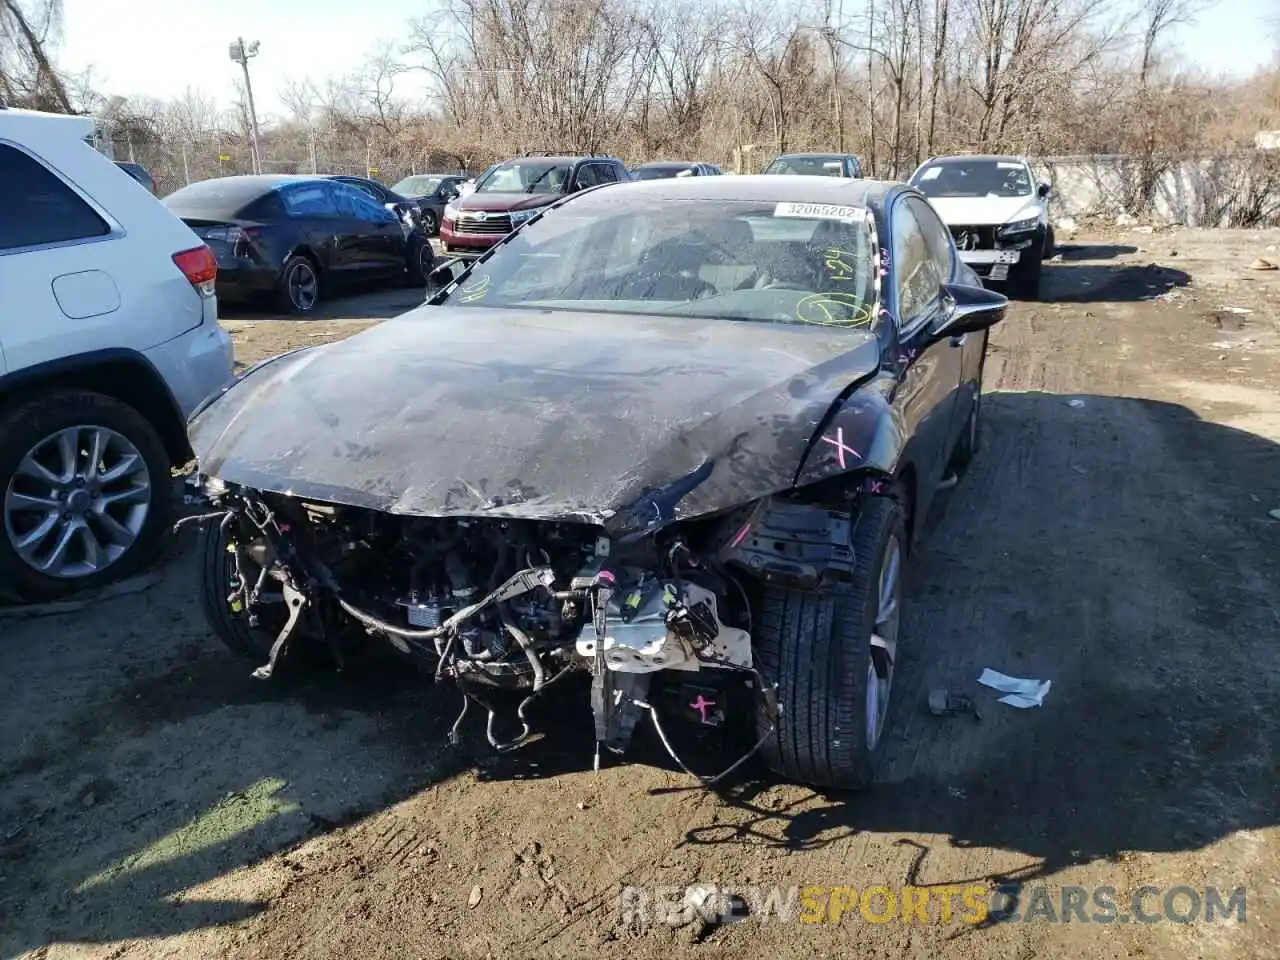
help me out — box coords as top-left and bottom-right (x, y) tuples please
(388, 173), (468, 235)
(629, 161), (721, 179)
(188, 173), (1007, 791)
(324, 174), (422, 230)
(114, 160), (156, 193)
(439, 153), (630, 259)
(0, 106), (234, 602)
(163, 174), (436, 316)
(762, 153), (864, 178)
(907, 154), (1053, 299)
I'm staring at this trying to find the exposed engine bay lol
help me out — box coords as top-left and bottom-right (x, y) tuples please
(187, 478), (859, 784)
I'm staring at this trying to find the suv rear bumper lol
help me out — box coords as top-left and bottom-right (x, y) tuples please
(144, 303), (235, 419)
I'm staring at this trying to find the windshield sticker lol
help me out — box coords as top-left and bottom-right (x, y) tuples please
(795, 292), (873, 327)
(918, 167), (942, 180)
(997, 161), (1022, 169)
(774, 202), (865, 222)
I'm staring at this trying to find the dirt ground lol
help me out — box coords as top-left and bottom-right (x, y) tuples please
(2, 228), (1279, 960)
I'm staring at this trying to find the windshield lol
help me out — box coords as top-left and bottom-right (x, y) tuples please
(392, 175), (442, 196)
(441, 195), (878, 328)
(763, 156), (846, 177)
(475, 161), (570, 194)
(912, 159), (1033, 198)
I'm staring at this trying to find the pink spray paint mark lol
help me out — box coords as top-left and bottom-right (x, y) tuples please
(728, 522), (752, 549)
(691, 694), (715, 724)
(821, 426), (860, 469)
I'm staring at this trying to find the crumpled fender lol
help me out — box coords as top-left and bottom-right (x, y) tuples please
(791, 373), (906, 488)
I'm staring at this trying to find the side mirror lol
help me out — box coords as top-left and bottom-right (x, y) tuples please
(931, 282), (1008, 340)
(1037, 182), (1051, 198)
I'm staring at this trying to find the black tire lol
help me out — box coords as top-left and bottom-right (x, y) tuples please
(406, 235), (436, 287)
(420, 210), (439, 236)
(949, 390), (982, 474)
(1010, 245), (1043, 300)
(754, 495), (907, 790)
(0, 390), (173, 604)
(198, 517), (278, 662)
(276, 254), (322, 316)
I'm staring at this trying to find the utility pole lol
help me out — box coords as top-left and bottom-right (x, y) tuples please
(229, 38), (264, 174)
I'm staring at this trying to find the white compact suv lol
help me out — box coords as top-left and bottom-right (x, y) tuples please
(908, 154), (1054, 299)
(0, 106), (234, 603)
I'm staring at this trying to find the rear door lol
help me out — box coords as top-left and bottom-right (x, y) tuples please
(0, 141), (125, 373)
(280, 181), (361, 279)
(332, 181), (405, 277)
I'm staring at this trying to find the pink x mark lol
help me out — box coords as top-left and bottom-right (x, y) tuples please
(821, 427), (860, 469)
(691, 694), (715, 724)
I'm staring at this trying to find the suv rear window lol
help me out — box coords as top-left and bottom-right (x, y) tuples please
(0, 144), (112, 251)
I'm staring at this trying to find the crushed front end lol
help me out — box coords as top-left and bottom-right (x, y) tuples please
(189, 479), (853, 782)
(949, 219), (1041, 281)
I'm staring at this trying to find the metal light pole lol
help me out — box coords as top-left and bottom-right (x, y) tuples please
(229, 38), (263, 174)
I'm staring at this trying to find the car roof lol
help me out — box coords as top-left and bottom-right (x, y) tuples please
(922, 154), (1029, 165)
(636, 160), (697, 168)
(501, 155), (604, 164)
(772, 152), (857, 159)
(587, 173), (897, 209)
(163, 174), (319, 218)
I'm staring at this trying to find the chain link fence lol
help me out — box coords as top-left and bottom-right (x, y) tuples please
(93, 131), (470, 197)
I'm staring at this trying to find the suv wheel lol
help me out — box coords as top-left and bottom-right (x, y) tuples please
(0, 390), (173, 603)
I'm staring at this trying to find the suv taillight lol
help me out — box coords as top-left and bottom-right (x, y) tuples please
(173, 245), (217, 298)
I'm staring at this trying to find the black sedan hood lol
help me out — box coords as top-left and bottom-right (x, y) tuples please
(189, 306), (882, 536)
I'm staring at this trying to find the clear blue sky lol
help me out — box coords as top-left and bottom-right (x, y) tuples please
(57, 0), (1276, 119)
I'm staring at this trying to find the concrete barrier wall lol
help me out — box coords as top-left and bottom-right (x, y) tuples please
(1030, 153), (1280, 227)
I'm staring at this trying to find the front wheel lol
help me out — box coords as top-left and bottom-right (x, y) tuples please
(406, 235), (436, 287)
(754, 495), (907, 790)
(198, 517), (280, 662)
(1009, 245), (1043, 301)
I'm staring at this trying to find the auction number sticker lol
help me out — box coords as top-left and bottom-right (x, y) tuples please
(774, 202), (865, 221)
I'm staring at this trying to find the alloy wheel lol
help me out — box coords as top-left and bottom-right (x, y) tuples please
(288, 262), (319, 312)
(866, 535), (902, 751)
(3, 425), (152, 578)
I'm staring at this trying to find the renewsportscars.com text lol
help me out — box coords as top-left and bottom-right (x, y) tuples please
(618, 883), (1247, 926)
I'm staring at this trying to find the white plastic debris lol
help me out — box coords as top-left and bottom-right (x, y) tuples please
(977, 668), (1052, 708)
(1065, 398), (1085, 408)
(1268, 508), (1280, 521)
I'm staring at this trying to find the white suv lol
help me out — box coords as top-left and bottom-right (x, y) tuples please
(0, 107), (234, 603)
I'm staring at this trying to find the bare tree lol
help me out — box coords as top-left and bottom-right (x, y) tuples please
(0, 0), (71, 110)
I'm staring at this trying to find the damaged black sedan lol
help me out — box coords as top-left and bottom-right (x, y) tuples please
(185, 174), (1007, 791)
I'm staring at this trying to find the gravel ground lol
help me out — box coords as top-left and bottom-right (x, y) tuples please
(2, 228), (1278, 960)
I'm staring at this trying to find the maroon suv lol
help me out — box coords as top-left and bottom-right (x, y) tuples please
(439, 153), (631, 257)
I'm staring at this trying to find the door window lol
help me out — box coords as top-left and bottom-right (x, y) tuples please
(892, 200), (945, 327)
(904, 196), (954, 279)
(0, 144), (111, 251)
(281, 182), (338, 218)
(333, 182), (395, 222)
(574, 164), (606, 189)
